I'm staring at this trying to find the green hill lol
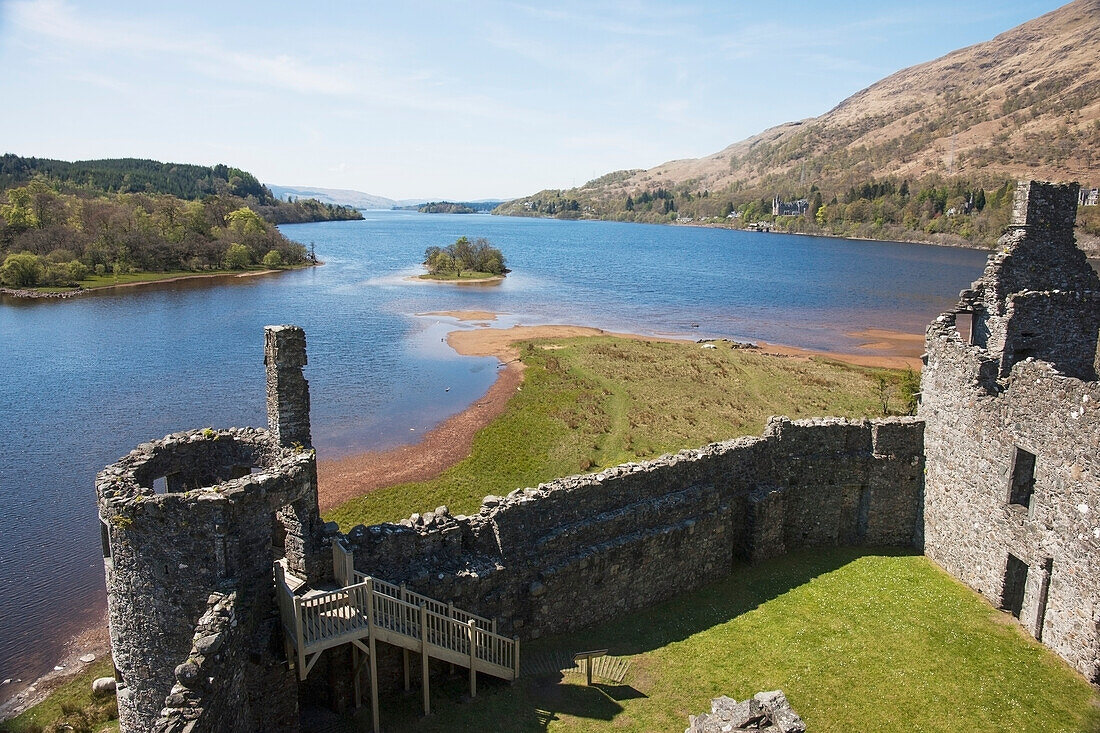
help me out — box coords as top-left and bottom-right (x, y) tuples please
(496, 0), (1100, 251)
(0, 154), (363, 225)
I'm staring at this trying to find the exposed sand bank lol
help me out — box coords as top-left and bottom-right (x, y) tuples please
(316, 318), (925, 511)
(403, 274), (504, 285)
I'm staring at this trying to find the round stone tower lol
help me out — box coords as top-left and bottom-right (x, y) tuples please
(96, 325), (328, 732)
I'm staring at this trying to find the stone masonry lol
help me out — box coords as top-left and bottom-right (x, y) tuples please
(922, 181), (1100, 683)
(686, 691), (806, 733)
(96, 181), (1100, 732)
(344, 415), (924, 641)
(97, 326), (331, 732)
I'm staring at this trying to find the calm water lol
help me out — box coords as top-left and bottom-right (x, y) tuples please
(0, 211), (987, 691)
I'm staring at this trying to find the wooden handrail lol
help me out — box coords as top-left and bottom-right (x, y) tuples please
(277, 569), (518, 679)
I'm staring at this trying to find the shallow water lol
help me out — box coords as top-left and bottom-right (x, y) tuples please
(0, 211), (988, 691)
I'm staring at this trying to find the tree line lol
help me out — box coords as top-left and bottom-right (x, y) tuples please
(497, 175), (1054, 248)
(0, 154), (362, 225)
(0, 177), (309, 288)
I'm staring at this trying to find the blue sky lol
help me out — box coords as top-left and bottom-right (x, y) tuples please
(0, 1), (1069, 200)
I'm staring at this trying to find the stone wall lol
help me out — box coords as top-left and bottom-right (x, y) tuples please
(960, 181), (1100, 380)
(265, 325), (313, 449)
(923, 320), (1100, 682)
(97, 428), (321, 731)
(921, 180), (1100, 684)
(345, 416), (925, 641)
(149, 591), (300, 733)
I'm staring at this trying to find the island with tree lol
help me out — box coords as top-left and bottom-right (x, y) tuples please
(418, 236), (508, 282)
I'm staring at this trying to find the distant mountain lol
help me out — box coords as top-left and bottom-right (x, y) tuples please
(269, 185), (412, 210)
(496, 0), (1100, 249)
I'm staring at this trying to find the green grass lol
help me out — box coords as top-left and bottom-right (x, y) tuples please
(15, 264), (308, 295)
(326, 337), (907, 529)
(1, 658), (118, 733)
(358, 550), (1100, 733)
(417, 271), (503, 281)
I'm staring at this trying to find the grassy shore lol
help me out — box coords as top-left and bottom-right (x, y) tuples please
(8, 264), (312, 296)
(1, 658), (117, 733)
(366, 548), (1100, 732)
(326, 336), (909, 529)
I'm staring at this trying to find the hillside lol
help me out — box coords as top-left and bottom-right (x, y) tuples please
(497, 0), (1100, 249)
(0, 155), (363, 225)
(268, 184), (402, 210)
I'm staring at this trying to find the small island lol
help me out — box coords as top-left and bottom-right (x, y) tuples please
(418, 201), (476, 214)
(417, 236), (508, 283)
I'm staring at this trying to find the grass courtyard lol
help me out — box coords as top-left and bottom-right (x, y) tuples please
(368, 549), (1100, 732)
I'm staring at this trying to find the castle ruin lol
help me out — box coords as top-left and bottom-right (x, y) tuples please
(96, 182), (1100, 732)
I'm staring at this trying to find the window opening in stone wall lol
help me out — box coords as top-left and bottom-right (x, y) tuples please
(229, 465), (252, 480)
(956, 312), (973, 344)
(152, 476), (168, 494)
(1008, 447), (1037, 508)
(100, 518), (112, 559)
(1002, 553), (1028, 618)
(271, 518), (287, 561)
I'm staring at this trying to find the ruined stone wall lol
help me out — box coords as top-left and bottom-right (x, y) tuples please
(149, 591), (301, 733)
(266, 325), (312, 449)
(345, 416), (925, 641)
(962, 181), (1100, 379)
(923, 323), (1100, 682)
(97, 427), (320, 732)
(921, 180), (1100, 683)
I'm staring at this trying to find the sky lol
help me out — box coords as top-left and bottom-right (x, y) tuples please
(0, 0), (1071, 200)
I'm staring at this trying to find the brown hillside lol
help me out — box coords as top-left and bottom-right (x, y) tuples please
(525, 0), (1100, 202)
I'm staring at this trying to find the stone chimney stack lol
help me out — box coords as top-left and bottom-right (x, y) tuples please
(1009, 180), (1079, 233)
(264, 325), (312, 448)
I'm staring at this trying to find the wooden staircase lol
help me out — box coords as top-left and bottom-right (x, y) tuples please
(275, 545), (519, 732)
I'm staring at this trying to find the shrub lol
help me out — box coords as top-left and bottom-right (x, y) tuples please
(224, 242), (251, 269)
(67, 260), (89, 281)
(1, 252), (43, 287)
(262, 249), (283, 267)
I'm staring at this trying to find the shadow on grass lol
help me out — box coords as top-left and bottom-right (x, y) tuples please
(362, 547), (914, 732)
(592, 683), (647, 702)
(528, 546), (919, 661)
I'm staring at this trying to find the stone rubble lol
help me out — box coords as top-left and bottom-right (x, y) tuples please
(686, 691), (806, 733)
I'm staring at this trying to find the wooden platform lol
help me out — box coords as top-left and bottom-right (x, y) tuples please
(275, 547), (519, 732)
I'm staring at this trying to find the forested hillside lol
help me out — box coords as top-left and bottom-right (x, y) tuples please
(0, 177), (309, 289)
(0, 154), (363, 225)
(496, 0), (1100, 250)
(0, 154), (371, 290)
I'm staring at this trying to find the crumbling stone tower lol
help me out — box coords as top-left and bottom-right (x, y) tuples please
(921, 181), (1100, 683)
(97, 325), (329, 732)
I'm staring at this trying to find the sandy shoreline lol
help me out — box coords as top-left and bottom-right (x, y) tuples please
(403, 274), (505, 285)
(315, 313), (924, 511)
(0, 611), (110, 718)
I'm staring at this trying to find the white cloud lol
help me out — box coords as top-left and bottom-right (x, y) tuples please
(5, 0), (356, 96)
